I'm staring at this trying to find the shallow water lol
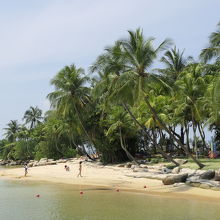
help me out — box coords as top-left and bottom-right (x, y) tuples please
(0, 180), (220, 220)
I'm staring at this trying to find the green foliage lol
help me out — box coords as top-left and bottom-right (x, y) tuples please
(34, 141), (50, 161)
(1, 23), (220, 167)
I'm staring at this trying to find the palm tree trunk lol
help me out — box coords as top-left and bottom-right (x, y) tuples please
(152, 129), (157, 154)
(180, 126), (184, 145)
(119, 128), (138, 165)
(184, 122), (190, 152)
(198, 123), (207, 153)
(73, 103), (95, 161)
(192, 122), (198, 159)
(145, 97), (205, 169)
(122, 103), (179, 166)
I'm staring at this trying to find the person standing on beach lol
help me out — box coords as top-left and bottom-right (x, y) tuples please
(24, 164), (28, 177)
(77, 161), (82, 177)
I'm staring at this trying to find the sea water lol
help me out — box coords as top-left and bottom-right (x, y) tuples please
(0, 178), (220, 219)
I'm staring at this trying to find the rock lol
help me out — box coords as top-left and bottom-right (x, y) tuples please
(171, 167), (181, 174)
(200, 183), (211, 189)
(125, 162), (132, 168)
(56, 159), (68, 163)
(9, 161), (18, 166)
(28, 162), (34, 167)
(131, 165), (139, 169)
(186, 176), (200, 182)
(46, 161), (57, 165)
(161, 167), (172, 174)
(39, 158), (48, 162)
(162, 173), (188, 185)
(116, 164), (124, 167)
(195, 170), (206, 175)
(199, 170), (215, 180)
(140, 164), (148, 168)
(173, 183), (186, 187)
(186, 178), (220, 190)
(133, 168), (148, 173)
(174, 159), (188, 165)
(180, 168), (196, 176)
(214, 169), (220, 181)
(0, 160), (8, 165)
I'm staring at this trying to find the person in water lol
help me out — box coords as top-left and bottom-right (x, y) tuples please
(24, 164), (28, 177)
(77, 161), (83, 177)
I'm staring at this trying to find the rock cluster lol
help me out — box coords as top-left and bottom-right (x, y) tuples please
(122, 162), (220, 191)
(0, 158), (78, 167)
(0, 159), (23, 166)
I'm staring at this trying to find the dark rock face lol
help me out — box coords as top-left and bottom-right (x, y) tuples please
(199, 170), (215, 180)
(162, 173), (188, 185)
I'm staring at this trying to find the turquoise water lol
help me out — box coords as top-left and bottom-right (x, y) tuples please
(0, 178), (220, 219)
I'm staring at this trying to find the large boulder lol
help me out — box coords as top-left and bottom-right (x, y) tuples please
(214, 169), (220, 181)
(180, 168), (196, 176)
(171, 166), (181, 174)
(199, 170), (215, 180)
(186, 179), (220, 190)
(162, 173), (188, 185)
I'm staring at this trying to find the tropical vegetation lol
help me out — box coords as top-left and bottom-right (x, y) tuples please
(0, 22), (220, 168)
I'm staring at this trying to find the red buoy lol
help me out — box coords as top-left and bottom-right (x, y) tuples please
(35, 194), (40, 198)
(80, 191), (84, 195)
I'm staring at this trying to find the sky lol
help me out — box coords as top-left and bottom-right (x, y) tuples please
(0, 0), (219, 138)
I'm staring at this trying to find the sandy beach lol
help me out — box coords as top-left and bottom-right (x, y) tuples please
(1, 160), (220, 201)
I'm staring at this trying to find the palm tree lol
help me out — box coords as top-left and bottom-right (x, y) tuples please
(23, 106), (43, 129)
(47, 64), (94, 160)
(93, 29), (204, 168)
(105, 106), (138, 164)
(158, 47), (192, 86)
(200, 22), (220, 63)
(4, 120), (21, 142)
(158, 47), (193, 145)
(91, 29), (181, 166)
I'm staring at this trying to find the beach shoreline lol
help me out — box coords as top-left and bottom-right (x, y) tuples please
(1, 161), (220, 202)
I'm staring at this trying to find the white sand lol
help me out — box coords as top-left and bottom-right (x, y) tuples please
(1, 160), (220, 201)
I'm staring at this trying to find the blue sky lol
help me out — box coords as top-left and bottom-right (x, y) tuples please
(0, 0), (219, 137)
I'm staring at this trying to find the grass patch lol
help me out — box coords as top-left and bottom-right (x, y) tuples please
(180, 158), (220, 170)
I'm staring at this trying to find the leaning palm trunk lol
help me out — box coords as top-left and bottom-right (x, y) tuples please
(73, 103), (95, 161)
(145, 97), (205, 169)
(184, 122), (190, 152)
(192, 122), (198, 158)
(197, 123), (207, 153)
(119, 128), (138, 165)
(122, 103), (179, 166)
